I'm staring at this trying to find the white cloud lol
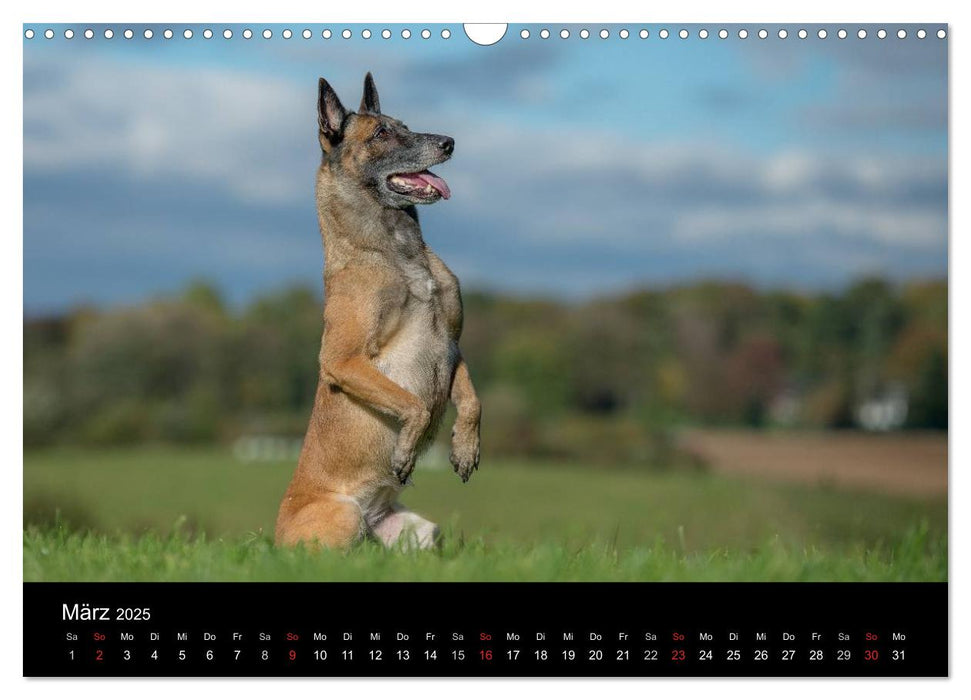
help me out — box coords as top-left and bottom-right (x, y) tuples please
(447, 119), (945, 253)
(24, 56), (314, 204)
(24, 53), (947, 283)
(459, 121), (942, 200)
(673, 201), (945, 248)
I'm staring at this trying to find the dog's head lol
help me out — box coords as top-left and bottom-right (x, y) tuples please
(317, 73), (454, 208)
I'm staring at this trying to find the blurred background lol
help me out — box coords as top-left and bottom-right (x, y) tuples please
(23, 25), (947, 565)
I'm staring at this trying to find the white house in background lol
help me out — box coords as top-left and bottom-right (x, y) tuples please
(769, 389), (802, 427)
(855, 384), (909, 432)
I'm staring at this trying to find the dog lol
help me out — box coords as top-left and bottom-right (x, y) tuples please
(275, 73), (481, 550)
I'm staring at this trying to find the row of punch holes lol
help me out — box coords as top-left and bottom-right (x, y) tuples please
(24, 26), (948, 41)
(24, 27), (453, 40)
(525, 27), (945, 40)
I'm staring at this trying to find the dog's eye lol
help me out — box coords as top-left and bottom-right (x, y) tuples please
(373, 125), (390, 139)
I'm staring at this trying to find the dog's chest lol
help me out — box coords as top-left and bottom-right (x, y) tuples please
(388, 226), (442, 306)
(375, 248), (455, 405)
(397, 249), (439, 302)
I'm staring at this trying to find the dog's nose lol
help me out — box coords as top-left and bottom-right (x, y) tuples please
(439, 137), (454, 155)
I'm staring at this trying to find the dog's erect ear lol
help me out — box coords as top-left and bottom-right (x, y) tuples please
(359, 72), (381, 115)
(318, 77), (347, 147)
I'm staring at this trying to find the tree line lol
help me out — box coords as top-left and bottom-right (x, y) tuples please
(24, 277), (947, 464)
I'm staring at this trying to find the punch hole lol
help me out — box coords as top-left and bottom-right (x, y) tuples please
(837, 29), (847, 39)
(540, 29), (550, 39)
(263, 29), (273, 39)
(463, 23), (507, 46)
(382, 29), (391, 39)
(937, 29), (946, 39)
(64, 29), (74, 39)
(363, 29), (372, 39)
(24, 28), (34, 39)
(303, 29), (312, 39)
(738, 29), (748, 39)
(639, 29), (648, 39)
(699, 29), (709, 39)
(104, 29), (114, 39)
(778, 29), (788, 39)
(183, 29), (193, 39)
(442, 29), (451, 39)
(897, 29), (907, 39)
(144, 29), (154, 39)
(223, 29), (232, 39)
(580, 29), (590, 39)
(659, 29), (669, 39)
(798, 29), (808, 39)
(917, 29), (926, 39)
(560, 29), (570, 39)
(203, 29), (213, 39)
(601, 29), (610, 39)
(401, 29), (411, 39)
(718, 29), (728, 39)
(322, 29), (332, 39)
(85, 28), (93, 39)
(421, 29), (431, 39)
(242, 29), (253, 39)
(877, 29), (887, 39)
(282, 29), (292, 39)
(164, 29), (173, 39)
(44, 28), (54, 39)
(817, 29), (827, 39)
(679, 29), (689, 39)
(124, 29), (134, 39)
(758, 29), (768, 39)
(619, 29), (629, 39)
(342, 29), (351, 39)
(521, 29), (530, 39)
(858, 29), (867, 39)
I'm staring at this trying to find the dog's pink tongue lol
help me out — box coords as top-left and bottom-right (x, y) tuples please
(417, 171), (451, 200)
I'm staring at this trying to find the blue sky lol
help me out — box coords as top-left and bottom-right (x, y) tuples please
(23, 24), (948, 314)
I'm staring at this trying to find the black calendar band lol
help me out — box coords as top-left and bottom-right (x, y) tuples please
(24, 582), (947, 677)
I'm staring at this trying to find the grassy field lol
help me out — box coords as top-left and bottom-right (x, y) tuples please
(23, 446), (947, 582)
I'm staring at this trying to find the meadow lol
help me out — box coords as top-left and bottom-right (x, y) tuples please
(23, 445), (947, 582)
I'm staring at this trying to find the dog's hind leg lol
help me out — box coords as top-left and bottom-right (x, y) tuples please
(371, 504), (440, 551)
(275, 494), (364, 549)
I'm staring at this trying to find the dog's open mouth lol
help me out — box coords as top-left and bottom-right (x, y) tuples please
(387, 170), (451, 200)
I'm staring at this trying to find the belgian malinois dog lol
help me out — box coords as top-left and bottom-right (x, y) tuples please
(275, 74), (481, 550)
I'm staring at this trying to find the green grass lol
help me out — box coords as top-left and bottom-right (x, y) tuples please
(23, 446), (947, 582)
(23, 524), (945, 582)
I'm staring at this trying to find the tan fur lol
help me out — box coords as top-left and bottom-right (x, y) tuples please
(275, 100), (480, 550)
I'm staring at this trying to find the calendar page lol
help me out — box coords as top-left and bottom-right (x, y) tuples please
(22, 21), (948, 678)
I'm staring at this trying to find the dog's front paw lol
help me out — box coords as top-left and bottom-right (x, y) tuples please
(391, 445), (418, 485)
(449, 430), (480, 483)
